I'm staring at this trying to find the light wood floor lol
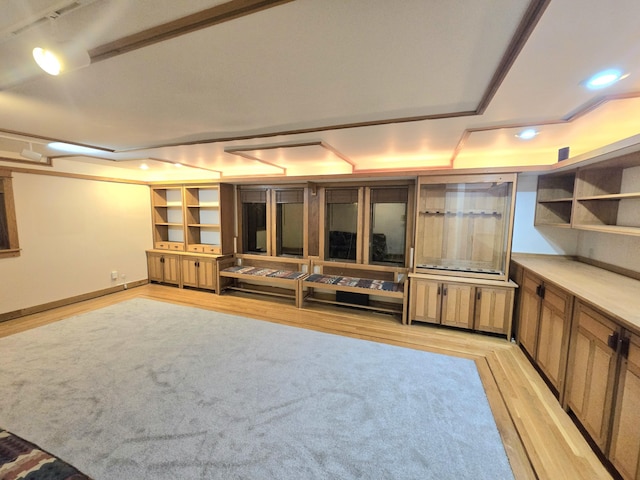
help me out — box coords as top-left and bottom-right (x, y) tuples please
(1, 284), (614, 480)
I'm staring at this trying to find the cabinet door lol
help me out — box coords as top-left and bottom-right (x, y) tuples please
(147, 253), (164, 282)
(162, 255), (181, 285)
(441, 283), (474, 329)
(181, 258), (198, 288)
(565, 301), (620, 451)
(197, 257), (217, 291)
(409, 278), (440, 324)
(518, 272), (542, 357)
(536, 284), (573, 395)
(609, 332), (640, 480)
(474, 286), (513, 337)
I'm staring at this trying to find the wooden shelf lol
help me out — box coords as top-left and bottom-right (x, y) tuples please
(576, 192), (640, 201)
(536, 151), (640, 234)
(419, 210), (502, 216)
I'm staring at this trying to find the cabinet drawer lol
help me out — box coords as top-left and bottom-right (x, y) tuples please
(544, 285), (569, 314)
(188, 245), (204, 253)
(169, 242), (184, 251)
(575, 302), (618, 345)
(204, 245), (222, 254)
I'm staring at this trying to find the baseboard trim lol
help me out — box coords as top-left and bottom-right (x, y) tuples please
(0, 280), (148, 323)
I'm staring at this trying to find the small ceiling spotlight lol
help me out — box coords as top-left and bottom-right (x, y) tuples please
(583, 68), (627, 90)
(32, 43), (90, 76)
(20, 143), (43, 161)
(515, 128), (539, 140)
(140, 163), (149, 170)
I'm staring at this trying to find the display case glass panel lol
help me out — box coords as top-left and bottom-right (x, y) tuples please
(415, 176), (514, 279)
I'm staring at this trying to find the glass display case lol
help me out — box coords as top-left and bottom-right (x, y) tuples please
(414, 174), (516, 281)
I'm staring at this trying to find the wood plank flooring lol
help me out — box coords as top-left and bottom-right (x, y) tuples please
(0, 284), (614, 479)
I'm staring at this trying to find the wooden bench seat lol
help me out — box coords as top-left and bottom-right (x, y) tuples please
(217, 254), (309, 307)
(302, 260), (408, 324)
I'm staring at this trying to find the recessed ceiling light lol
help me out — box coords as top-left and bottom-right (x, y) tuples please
(584, 68), (626, 90)
(515, 128), (539, 140)
(140, 163), (149, 170)
(174, 163), (182, 167)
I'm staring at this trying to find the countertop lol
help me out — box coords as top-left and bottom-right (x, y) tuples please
(511, 254), (640, 333)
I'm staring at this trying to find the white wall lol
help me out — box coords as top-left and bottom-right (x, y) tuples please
(0, 173), (152, 314)
(577, 231), (640, 272)
(512, 174), (579, 255)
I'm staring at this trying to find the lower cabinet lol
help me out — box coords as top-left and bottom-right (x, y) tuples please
(146, 251), (180, 285)
(607, 332), (640, 480)
(181, 256), (216, 291)
(474, 286), (514, 337)
(565, 301), (621, 451)
(409, 276), (515, 337)
(517, 271), (573, 398)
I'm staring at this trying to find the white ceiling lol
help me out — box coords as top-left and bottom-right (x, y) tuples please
(1, 0), (640, 181)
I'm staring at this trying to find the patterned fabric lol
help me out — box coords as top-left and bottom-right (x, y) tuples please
(0, 428), (92, 480)
(305, 274), (402, 292)
(222, 266), (306, 280)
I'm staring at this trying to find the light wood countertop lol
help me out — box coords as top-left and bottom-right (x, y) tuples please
(512, 254), (640, 333)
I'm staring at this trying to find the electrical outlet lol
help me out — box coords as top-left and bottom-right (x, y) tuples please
(111, 270), (118, 280)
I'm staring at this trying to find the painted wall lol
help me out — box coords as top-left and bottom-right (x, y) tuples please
(0, 173), (152, 315)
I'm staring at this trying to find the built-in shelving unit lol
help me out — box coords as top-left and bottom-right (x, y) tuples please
(185, 186), (223, 254)
(151, 186), (185, 250)
(534, 172), (575, 227)
(150, 183), (234, 253)
(535, 150), (640, 235)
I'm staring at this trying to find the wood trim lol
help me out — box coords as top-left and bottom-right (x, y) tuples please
(0, 155), (53, 167)
(4, 165), (148, 185)
(475, 0), (551, 114)
(0, 280), (148, 323)
(89, 0), (295, 63)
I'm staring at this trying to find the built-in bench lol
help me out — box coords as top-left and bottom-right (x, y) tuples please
(217, 254), (310, 307)
(302, 259), (408, 324)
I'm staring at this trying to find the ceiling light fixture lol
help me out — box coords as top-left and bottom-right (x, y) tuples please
(583, 68), (626, 90)
(32, 43), (90, 76)
(140, 163), (149, 170)
(515, 128), (539, 140)
(20, 143), (43, 161)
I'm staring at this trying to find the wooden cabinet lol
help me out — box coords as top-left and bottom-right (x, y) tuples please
(535, 150), (640, 235)
(474, 286), (514, 336)
(181, 256), (216, 291)
(517, 271), (542, 357)
(440, 283), (475, 329)
(409, 278), (440, 324)
(609, 332), (640, 480)
(409, 276), (515, 337)
(513, 255), (640, 478)
(565, 301), (624, 453)
(146, 251), (180, 285)
(414, 174), (517, 282)
(410, 278), (473, 328)
(517, 271), (573, 398)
